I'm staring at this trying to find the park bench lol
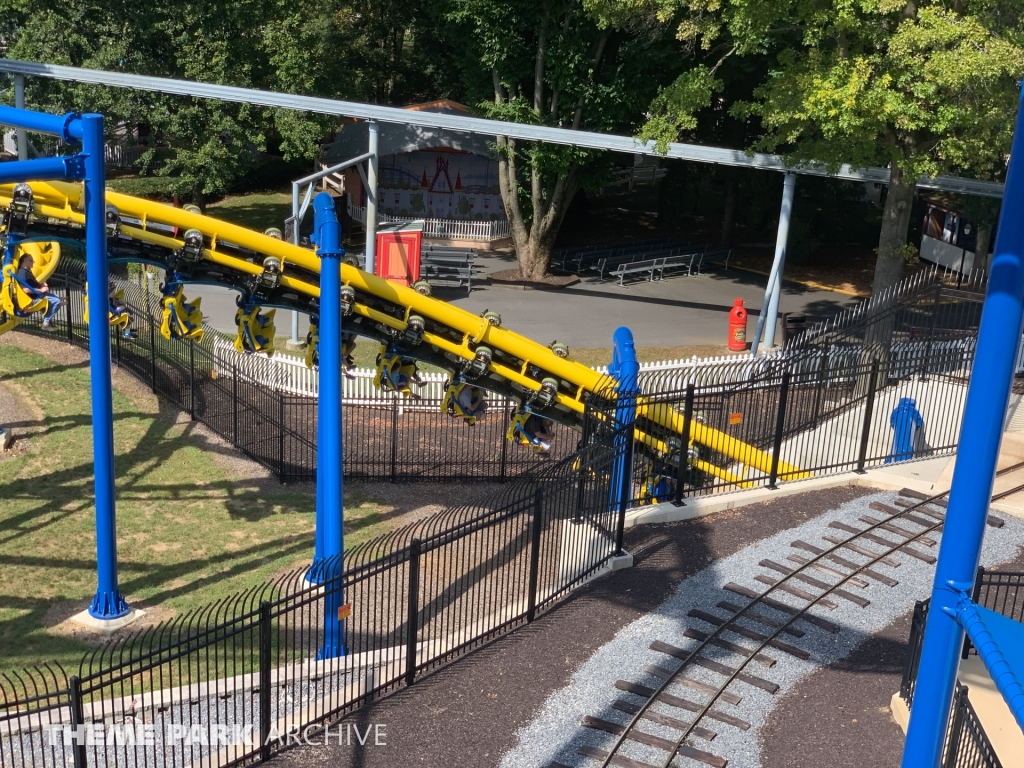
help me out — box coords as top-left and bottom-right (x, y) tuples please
(693, 248), (732, 274)
(608, 257), (666, 286)
(656, 246), (710, 279)
(420, 249), (477, 294)
(554, 238), (676, 274)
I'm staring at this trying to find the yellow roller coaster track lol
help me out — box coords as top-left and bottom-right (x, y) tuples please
(0, 180), (806, 485)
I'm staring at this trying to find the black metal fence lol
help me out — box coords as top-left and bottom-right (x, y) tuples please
(18, 263), (574, 483)
(597, 344), (974, 504)
(899, 570), (1024, 768)
(0, 408), (634, 768)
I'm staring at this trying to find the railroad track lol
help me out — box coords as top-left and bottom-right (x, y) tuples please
(552, 463), (1024, 768)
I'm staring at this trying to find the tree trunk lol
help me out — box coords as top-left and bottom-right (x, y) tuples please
(872, 163), (916, 295)
(974, 224), (992, 275)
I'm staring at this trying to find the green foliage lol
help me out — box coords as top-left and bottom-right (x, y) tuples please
(106, 176), (180, 201)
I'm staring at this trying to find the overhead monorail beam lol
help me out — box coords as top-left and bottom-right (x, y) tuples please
(0, 59), (1004, 199)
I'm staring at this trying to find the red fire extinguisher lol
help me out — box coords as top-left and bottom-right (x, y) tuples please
(728, 298), (747, 351)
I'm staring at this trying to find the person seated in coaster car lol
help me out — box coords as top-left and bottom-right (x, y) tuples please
(507, 406), (555, 455)
(374, 346), (423, 397)
(10, 252), (63, 330)
(442, 378), (488, 425)
(83, 280), (136, 338)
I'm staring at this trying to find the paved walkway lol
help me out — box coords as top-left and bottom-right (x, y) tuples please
(182, 249), (858, 348)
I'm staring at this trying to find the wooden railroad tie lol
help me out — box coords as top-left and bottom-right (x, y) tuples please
(858, 515), (937, 546)
(752, 574), (840, 609)
(642, 664), (743, 705)
(784, 553), (870, 588)
(580, 717), (727, 767)
(716, 600), (806, 638)
(577, 743), (726, 768)
(758, 560), (870, 608)
(612, 698), (718, 740)
(614, 679), (752, 729)
(828, 521), (937, 564)
(791, 540), (899, 587)
(687, 609), (810, 660)
(898, 488), (1003, 528)
(868, 501), (938, 530)
(819, 535), (902, 568)
(649, 640), (780, 694)
(681, 627), (778, 667)
(722, 582), (839, 633)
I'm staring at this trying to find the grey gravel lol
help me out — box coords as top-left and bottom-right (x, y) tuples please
(497, 491), (1024, 768)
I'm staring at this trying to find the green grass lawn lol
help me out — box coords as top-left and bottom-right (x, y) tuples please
(0, 343), (390, 679)
(206, 192), (293, 233)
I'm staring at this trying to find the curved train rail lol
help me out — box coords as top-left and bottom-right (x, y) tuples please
(0, 180), (803, 487)
(555, 463), (1023, 768)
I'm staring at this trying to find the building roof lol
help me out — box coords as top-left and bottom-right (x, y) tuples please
(323, 101), (494, 161)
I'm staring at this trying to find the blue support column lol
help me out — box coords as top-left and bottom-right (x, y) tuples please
(310, 193), (345, 659)
(609, 327), (640, 518)
(82, 113), (129, 620)
(901, 89), (1024, 766)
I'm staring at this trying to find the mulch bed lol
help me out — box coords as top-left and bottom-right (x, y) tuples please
(267, 484), (874, 768)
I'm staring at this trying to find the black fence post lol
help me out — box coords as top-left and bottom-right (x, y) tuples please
(188, 341), (196, 420)
(405, 539), (422, 686)
(259, 601), (272, 761)
(963, 567), (985, 659)
(767, 372), (791, 489)
(149, 315), (157, 394)
(114, 329), (121, 367)
(922, 283), (942, 379)
(810, 353), (829, 428)
(64, 279), (74, 343)
(68, 675), (87, 768)
(389, 401), (399, 484)
(278, 395), (286, 483)
(498, 412), (509, 483)
(615, 421), (634, 555)
(672, 383), (695, 507)
(526, 487), (544, 622)
(856, 359), (880, 473)
(232, 360), (239, 445)
(941, 685), (968, 768)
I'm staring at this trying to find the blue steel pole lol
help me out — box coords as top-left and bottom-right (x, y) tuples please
(901, 90), (1024, 767)
(0, 156), (86, 184)
(0, 107), (83, 141)
(609, 327), (640, 514)
(82, 113), (129, 620)
(312, 192), (345, 659)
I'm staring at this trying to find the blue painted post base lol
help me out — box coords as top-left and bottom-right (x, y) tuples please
(305, 558), (327, 587)
(89, 589), (130, 620)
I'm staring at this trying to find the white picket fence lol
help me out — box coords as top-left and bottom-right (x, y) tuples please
(212, 329), (980, 408)
(348, 204), (510, 241)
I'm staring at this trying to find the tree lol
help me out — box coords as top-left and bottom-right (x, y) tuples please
(639, 0), (1023, 296)
(2, 0), (409, 205)
(451, 0), (680, 279)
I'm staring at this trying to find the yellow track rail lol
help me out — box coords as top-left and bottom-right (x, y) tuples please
(0, 180), (805, 483)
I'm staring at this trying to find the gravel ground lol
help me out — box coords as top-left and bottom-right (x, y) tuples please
(497, 492), (1024, 768)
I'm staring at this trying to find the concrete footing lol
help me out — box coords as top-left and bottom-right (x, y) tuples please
(70, 607), (146, 634)
(284, 339), (307, 351)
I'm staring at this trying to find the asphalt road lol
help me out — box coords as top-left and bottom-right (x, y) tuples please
(180, 250), (857, 349)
